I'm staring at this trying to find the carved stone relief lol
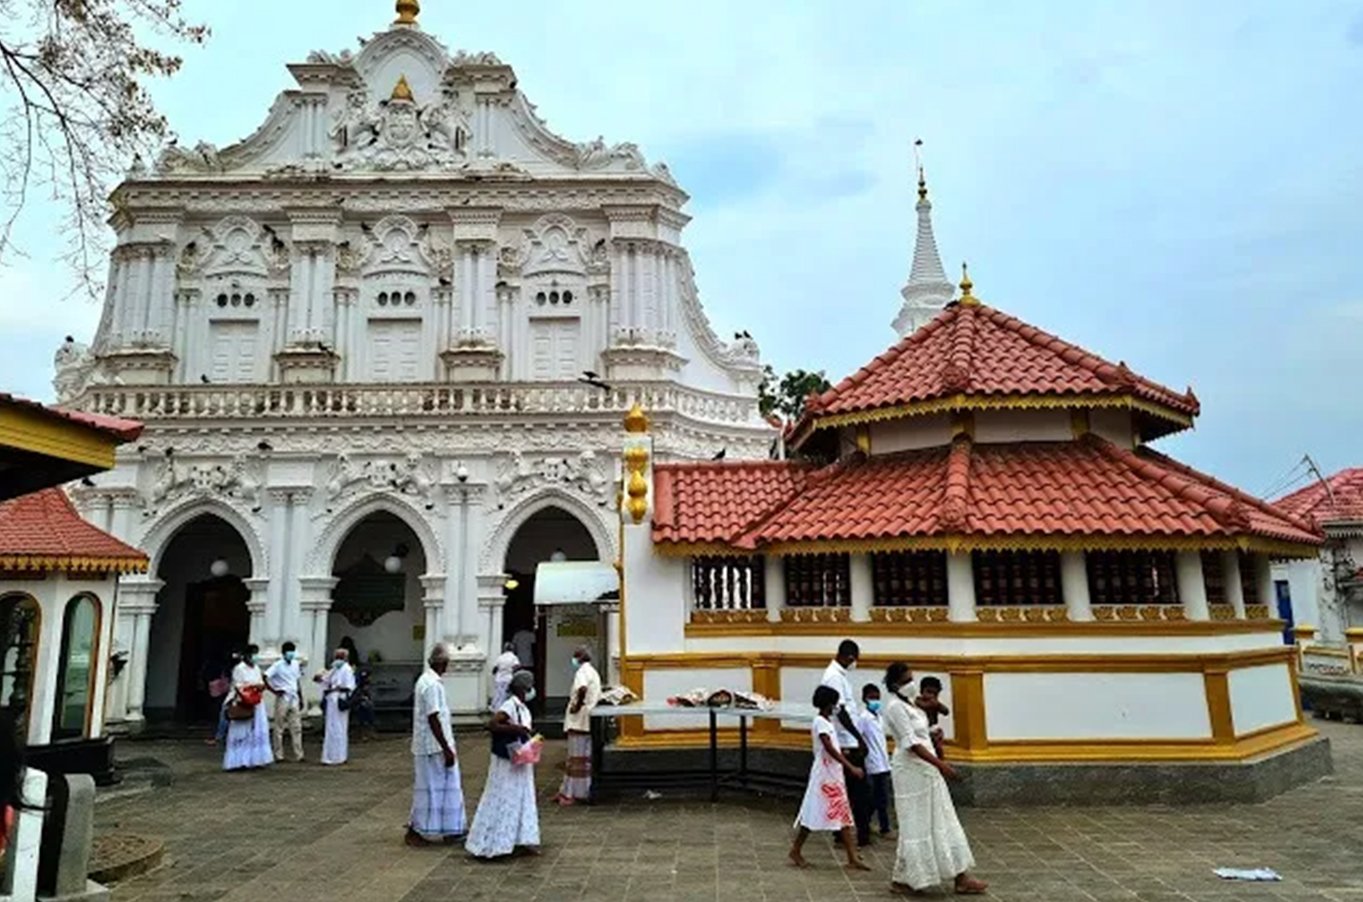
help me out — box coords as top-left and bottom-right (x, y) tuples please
(139, 451), (265, 516)
(493, 450), (613, 509)
(321, 452), (438, 513)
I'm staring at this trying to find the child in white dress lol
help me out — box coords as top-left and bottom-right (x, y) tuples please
(789, 685), (869, 871)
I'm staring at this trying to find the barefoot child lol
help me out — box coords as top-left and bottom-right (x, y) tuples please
(790, 685), (870, 871)
(857, 684), (894, 840)
(915, 676), (949, 759)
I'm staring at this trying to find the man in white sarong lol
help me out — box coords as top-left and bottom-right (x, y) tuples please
(317, 647), (355, 765)
(552, 645), (601, 806)
(490, 643), (519, 711)
(406, 644), (465, 846)
(265, 641), (304, 763)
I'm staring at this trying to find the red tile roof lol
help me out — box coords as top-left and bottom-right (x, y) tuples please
(1275, 468), (1363, 527)
(798, 301), (1198, 438)
(0, 392), (144, 442)
(0, 488), (148, 573)
(652, 436), (1320, 552)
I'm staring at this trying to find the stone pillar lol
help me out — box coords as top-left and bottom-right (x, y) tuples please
(244, 577), (271, 649)
(443, 483), (467, 645)
(1221, 550), (1247, 619)
(849, 552), (874, 623)
(1060, 551), (1093, 621)
(1176, 550), (1210, 621)
(298, 576), (337, 714)
(477, 573), (508, 664)
(1253, 554), (1274, 619)
(282, 491), (312, 645)
(764, 555), (786, 624)
(118, 576), (163, 725)
(421, 574), (445, 651)
(946, 551), (977, 623)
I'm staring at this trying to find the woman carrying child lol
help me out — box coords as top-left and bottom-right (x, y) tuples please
(788, 685), (870, 871)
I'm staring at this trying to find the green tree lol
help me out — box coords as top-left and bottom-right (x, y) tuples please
(0, 0), (207, 294)
(758, 365), (832, 421)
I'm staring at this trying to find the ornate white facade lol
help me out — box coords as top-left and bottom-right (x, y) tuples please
(59, 5), (773, 724)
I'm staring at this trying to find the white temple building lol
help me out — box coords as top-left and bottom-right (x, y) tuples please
(56, 1), (773, 725)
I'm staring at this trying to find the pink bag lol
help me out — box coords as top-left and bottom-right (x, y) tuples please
(511, 740), (542, 766)
(208, 676), (230, 698)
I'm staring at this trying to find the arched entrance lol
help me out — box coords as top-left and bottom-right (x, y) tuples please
(502, 506), (601, 702)
(328, 510), (428, 672)
(148, 514), (252, 723)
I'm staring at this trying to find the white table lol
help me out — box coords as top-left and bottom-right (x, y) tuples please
(590, 701), (814, 801)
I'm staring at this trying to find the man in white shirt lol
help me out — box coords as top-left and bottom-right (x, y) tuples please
(407, 644), (465, 846)
(265, 641), (304, 763)
(821, 639), (873, 847)
(552, 645), (602, 806)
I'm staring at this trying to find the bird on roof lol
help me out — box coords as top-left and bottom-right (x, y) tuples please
(200, 374), (211, 384)
(712, 448), (726, 461)
(578, 372), (611, 392)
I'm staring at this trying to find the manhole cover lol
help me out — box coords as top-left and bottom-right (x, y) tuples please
(89, 833), (164, 883)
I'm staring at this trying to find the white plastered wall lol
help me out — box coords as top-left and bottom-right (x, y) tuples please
(1228, 662), (1298, 736)
(985, 671), (1212, 740)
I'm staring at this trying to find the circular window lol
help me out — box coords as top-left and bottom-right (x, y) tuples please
(378, 292), (388, 306)
(244, 292), (256, 307)
(230, 293), (241, 307)
(216, 293), (228, 308)
(535, 291), (546, 305)
(549, 291), (560, 304)
(563, 290), (573, 305)
(404, 291), (416, 306)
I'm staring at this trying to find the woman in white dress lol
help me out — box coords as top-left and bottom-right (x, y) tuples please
(466, 669), (540, 859)
(316, 648), (356, 765)
(789, 684), (869, 871)
(223, 645), (273, 771)
(882, 662), (986, 895)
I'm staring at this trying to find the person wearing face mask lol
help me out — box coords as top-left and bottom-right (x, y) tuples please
(315, 647), (356, 765)
(552, 645), (602, 806)
(820, 639), (873, 847)
(224, 644), (272, 771)
(265, 641), (305, 763)
(407, 644), (466, 846)
(882, 662), (986, 896)
(466, 668), (540, 859)
(856, 683), (894, 840)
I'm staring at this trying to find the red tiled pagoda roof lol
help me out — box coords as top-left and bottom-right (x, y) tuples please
(1275, 468), (1363, 527)
(0, 488), (148, 573)
(796, 301), (1199, 441)
(652, 435), (1320, 554)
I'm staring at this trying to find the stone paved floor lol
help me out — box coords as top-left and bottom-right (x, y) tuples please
(95, 720), (1363, 902)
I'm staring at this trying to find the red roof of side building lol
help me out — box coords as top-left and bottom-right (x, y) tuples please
(0, 392), (143, 442)
(796, 301), (1199, 441)
(651, 435), (1321, 553)
(0, 488), (148, 573)
(1274, 468), (1363, 527)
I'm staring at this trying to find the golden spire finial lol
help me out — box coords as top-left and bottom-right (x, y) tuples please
(391, 74), (414, 102)
(959, 262), (978, 306)
(395, 0), (420, 25)
(624, 402), (650, 434)
(914, 138), (928, 201)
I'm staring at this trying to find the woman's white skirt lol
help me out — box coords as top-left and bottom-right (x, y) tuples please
(465, 755), (540, 858)
(890, 753), (975, 889)
(223, 704), (273, 771)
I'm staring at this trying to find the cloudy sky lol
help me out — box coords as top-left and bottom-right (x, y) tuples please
(2, 0), (1360, 499)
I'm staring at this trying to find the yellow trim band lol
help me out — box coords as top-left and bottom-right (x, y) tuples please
(657, 534), (1317, 559)
(0, 405), (119, 470)
(809, 391), (1194, 435)
(0, 554), (147, 574)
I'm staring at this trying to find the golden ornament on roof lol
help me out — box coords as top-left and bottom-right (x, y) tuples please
(391, 74), (414, 102)
(395, 0), (420, 25)
(623, 402), (650, 434)
(959, 262), (978, 306)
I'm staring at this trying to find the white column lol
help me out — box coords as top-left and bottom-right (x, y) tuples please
(458, 489), (485, 649)
(117, 576), (163, 725)
(1253, 554), (1274, 619)
(421, 574), (445, 651)
(282, 492), (311, 644)
(1060, 551), (1093, 621)
(1222, 550), (1247, 619)
(443, 484), (465, 643)
(849, 552), (874, 623)
(764, 555), (786, 624)
(244, 577), (271, 649)
(477, 573), (508, 661)
(1176, 550), (1210, 621)
(946, 551), (977, 623)
(297, 577), (337, 706)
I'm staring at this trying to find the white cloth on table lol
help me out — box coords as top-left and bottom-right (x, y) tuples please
(412, 668), (453, 757)
(884, 694), (974, 890)
(490, 651), (519, 710)
(820, 660), (861, 749)
(465, 697), (539, 858)
(562, 662), (602, 734)
(410, 752), (466, 839)
(224, 662), (271, 771)
(264, 658), (302, 704)
(856, 709), (891, 775)
(320, 662), (355, 765)
(794, 715), (853, 832)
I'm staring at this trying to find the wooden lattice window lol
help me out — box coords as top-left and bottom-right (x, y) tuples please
(784, 553), (851, 607)
(1202, 551), (1227, 605)
(871, 551), (947, 606)
(972, 550), (1063, 606)
(691, 555), (765, 610)
(1086, 550), (1180, 606)
(1239, 552), (1261, 606)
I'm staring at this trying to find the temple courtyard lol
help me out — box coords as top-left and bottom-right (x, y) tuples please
(92, 720), (1362, 902)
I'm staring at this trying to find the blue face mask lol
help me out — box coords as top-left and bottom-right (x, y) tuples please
(866, 700), (882, 714)
(332, 659), (345, 669)
(283, 651), (295, 663)
(570, 657), (581, 671)
(525, 688), (537, 702)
